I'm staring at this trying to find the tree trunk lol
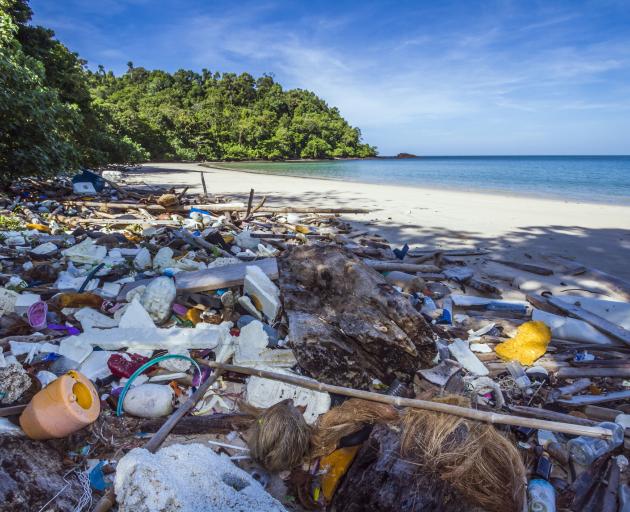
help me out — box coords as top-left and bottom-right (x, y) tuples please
(278, 245), (436, 389)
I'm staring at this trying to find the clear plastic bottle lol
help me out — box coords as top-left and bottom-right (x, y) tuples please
(567, 421), (624, 466)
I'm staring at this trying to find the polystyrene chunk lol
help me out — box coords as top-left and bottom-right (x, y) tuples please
(61, 238), (107, 265)
(246, 366), (330, 424)
(243, 265), (280, 321)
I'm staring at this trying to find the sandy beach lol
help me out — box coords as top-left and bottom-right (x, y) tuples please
(130, 162), (630, 281)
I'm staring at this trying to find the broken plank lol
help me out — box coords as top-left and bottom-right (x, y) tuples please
(174, 257), (278, 293)
(492, 259), (554, 276)
(557, 367), (630, 379)
(547, 296), (630, 347)
(556, 389), (630, 407)
(362, 259), (441, 273)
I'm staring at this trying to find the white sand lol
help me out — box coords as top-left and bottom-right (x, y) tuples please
(130, 162), (630, 281)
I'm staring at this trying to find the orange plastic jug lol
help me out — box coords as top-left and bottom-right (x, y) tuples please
(19, 370), (100, 439)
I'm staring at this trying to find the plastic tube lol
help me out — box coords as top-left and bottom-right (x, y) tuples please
(115, 354), (201, 416)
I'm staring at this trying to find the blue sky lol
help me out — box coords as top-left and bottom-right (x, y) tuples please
(31, 0), (630, 155)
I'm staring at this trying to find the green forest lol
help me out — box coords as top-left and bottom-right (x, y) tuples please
(0, 0), (376, 182)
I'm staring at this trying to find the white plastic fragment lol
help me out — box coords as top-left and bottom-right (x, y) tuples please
(36, 370), (58, 387)
(9, 340), (58, 356)
(114, 443), (285, 512)
(69, 321), (232, 351)
(234, 321), (296, 368)
(448, 339), (489, 376)
(470, 343), (492, 353)
(30, 242), (58, 255)
(61, 238), (107, 265)
(79, 350), (113, 381)
(119, 299), (155, 329)
(533, 309), (616, 345)
(59, 336), (93, 364)
(246, 366), (330, 424)
(234, 230), (259, 250)
(243, 266), (280, 321)
(100, 281), (121, 298)
(75, 307), (120, 330)
(467, 322), (496, 341)
(123, 384), (174, 418)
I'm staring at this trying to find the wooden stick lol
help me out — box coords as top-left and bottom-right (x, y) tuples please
(492, 259), (554, 276)
(508, 405), (596, 426)
(245, 188), (254, 219)
(173, 229), (233, 258)
(0, 404), (27, 417)
(196, 361), (614, 439)
(583, 405), (622, 422)
(556, 389), (630, 407)
(200, 172), (208, 197)
(557, 367), (630, 379)
(362, 260), (442, 273)
(91, 369), (224, 512)
(547, 296), (630, 346)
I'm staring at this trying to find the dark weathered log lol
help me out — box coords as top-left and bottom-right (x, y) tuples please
(279, 245), (436, 389)
(331, 425), (471, 512)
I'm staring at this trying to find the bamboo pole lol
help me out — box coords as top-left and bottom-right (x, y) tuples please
(196, 361), (614, 439)
(91, 369), (223, 512)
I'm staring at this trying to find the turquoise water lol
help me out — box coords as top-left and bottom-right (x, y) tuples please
(220, 156), (630, 204)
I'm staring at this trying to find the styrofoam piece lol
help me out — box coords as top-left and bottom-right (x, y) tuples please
(448, 339), (489, 376)
(532, 309), (616, 345)
(14, 293), (41, 315)
(59, 336), (93, 364)
(140, 277), (176, 324)
(246, 366), (330, 424)
(234, 321), (296, 368)
(75, 307), (120, 330)
(114, 443), (285, 512)
(243, 266), (280, 321)
(9, 340), (58, 356)
(234, 230), (259, 250)
(101, 281), (121, 298)
(30, 242), (58, 255)
(102, 170), (123, 182)
(123, 384), (174, 418)
(557, 296), (630, 330)
(119, 299), (155, 329)
(79, 350), (113, 381)
(0, 288), (18, 317)
(134, 247), (152, 270)
(207, 257), (239, 269)
(70, 321), (232, 351)
(61, 238), (107, 265)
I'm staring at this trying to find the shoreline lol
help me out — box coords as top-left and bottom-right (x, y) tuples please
(205, 158), (628, 206)
(201, 161), (629, 207)
(131, 162), (630, 280)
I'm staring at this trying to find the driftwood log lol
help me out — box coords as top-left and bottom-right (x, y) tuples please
(278, 245), (436, 389)
(331, 425), (472, 512)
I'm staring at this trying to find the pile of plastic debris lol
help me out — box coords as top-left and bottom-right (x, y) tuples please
(1, 168), (629, 512)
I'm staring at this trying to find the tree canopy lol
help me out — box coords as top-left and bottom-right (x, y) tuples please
(0, 0), (376, 182)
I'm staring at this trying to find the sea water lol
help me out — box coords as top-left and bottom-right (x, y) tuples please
(221, 156), (630, 204)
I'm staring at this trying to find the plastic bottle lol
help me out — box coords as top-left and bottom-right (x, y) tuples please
(506, 360), (532, 390)
(567, 421), (624, 466)
(528, 478), (556, 512)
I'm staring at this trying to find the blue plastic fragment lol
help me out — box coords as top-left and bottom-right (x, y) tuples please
(89, 461), (111, 491)
(393, 243), (410, 260)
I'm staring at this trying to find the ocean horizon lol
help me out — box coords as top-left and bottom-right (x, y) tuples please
(219, 155), (630, 205)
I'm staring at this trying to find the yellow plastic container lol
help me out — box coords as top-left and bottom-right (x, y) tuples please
(19, 370), (100, 439)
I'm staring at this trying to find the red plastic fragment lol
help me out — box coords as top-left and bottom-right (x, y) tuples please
(107, 353), (150, 379)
